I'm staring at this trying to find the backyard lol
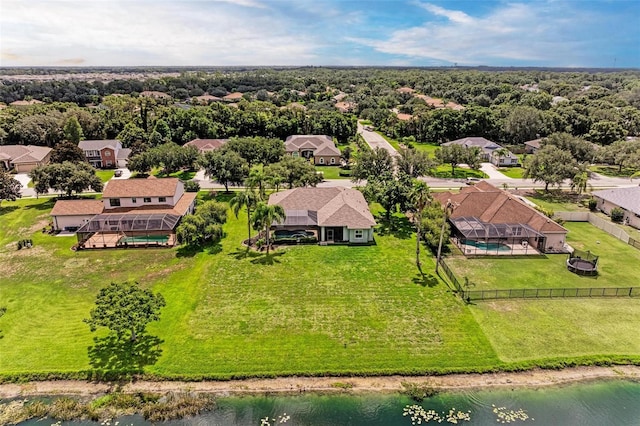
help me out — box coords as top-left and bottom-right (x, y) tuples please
(0, 197), (638, 379)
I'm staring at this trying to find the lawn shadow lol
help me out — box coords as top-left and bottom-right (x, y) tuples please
(412, 271), (439, 287)
(250, 251), (285, 265)
(0, 205), (20, 216)
(88, 333), (163, 377)
(375, 214), (413, 239)
(229, 247), (263, 261)
(176, 241), (222, 258)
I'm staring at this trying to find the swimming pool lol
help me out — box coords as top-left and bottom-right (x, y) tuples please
(464, 240), (511, 252)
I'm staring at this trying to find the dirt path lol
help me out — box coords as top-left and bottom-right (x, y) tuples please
(2, 366), (639, 399)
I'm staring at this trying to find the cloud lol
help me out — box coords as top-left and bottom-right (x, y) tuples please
(352, 2), (594, 66)
(0, 0), (320, 65)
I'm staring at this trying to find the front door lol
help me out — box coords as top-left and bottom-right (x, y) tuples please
(326, 229), (334, 241)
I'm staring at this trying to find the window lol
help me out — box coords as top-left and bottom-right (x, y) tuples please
(132, 198), (137, 204)
(159, 197), (166, 203)
(319, 157), (325, 164)
(330, 157), (335, 164)
(109, 198), (121, 207)
(105, 151), (111, 156)
(354, 229), (364, 239)
(143, 197), (151, 203)
(292, 152), (299, 157)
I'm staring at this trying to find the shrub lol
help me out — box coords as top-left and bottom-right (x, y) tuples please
(611, 207), (624, 223)
(183, 180), (200, 192)
(401, 381), (439, 402)
(588, 198), (598, 211)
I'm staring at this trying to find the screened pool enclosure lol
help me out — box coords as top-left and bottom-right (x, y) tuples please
(76, 213), (180, 248)
(451, 217), (545, 255)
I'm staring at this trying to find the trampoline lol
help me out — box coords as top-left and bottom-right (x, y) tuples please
(567, 249), (598, 276)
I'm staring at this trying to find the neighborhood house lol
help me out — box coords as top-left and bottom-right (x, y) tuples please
(78, 139), (130, 168)
(0, 145), (52, 172)
(434, 182), (568, 255)
(268, 187), (376, 244)
(184, 138), (228, 154)
(592, 186), (640, 229)
(50, 177), (196, 248)
(442, 137), (519, 166)
(284, 135), (341, 166)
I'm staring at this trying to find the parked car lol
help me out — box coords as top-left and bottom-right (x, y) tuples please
(466, 177), (480, 185)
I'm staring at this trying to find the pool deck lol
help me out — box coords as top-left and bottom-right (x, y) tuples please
(82, 233), (176, 249)
(459, 242), (540, 256)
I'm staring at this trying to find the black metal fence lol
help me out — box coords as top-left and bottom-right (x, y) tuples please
(463, 286), (639, 301)
(438, 258), (639, 302)
(629, 238), (640, 250)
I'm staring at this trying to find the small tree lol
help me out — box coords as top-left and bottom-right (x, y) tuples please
(0, 170), (22, 207)
(63, 116), (85, 144)
(611, 207), (624, 223)
(252, 202), (286, 254)
(230, 189), (259, 243)
(84, 282), (165, 342)
(408, 180), (432, 270)
(51, 140), (86, 164)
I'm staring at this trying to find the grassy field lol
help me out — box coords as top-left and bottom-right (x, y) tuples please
(315, 166), (350, 180)
(95, 170), (115, 183)
(497, 167), (525, 178)
(0, 197), (499, 377)
(433, 165), (487, 179)
(447, 222), (640, 290)
(525, 190), (590, 212)
(446, 221), (640, 362)
(590, 165), (638, 178)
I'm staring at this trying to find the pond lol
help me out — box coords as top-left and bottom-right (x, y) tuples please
(15, 379), (640, 425)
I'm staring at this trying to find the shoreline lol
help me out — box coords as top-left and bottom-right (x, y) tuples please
(2, 365), (639, 399)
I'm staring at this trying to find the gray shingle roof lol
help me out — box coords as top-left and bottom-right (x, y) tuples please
(591, 187), (640, 216)
(79, 140), (121, 150)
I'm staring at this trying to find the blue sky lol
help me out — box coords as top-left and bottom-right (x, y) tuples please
(1, 0), (638, 67)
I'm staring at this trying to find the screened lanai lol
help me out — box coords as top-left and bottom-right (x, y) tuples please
(76, 213), (180, 248)
(451, 216), (545, 255)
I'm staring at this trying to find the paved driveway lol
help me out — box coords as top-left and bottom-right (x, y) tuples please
(111, 168), (131, 180)
(480, 163), (512, 179)
(357, 122), (398, 157)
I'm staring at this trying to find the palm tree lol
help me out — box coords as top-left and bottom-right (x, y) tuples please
(408, 180), (432, 270)
(571, 170), (589, 195)
(493, 147), (510, 166)
(230, 189), (259, 243)
(251, 202), (286, 254)
(246, 164), (268, 199)
(435, 199), (456, 275)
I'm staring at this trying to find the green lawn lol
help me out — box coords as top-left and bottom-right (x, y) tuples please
(497, 167), (525, 178)
(0, 197), (499, 378)
(445, 222), (640, 362)
(446, 222), (640, 291)
(315, 166), (350, 179)
(95, 170), (115, 183)
(590, 165), (639, 178)
(433, 165), (487, 179)
(525, 190), (590, 212)
(151, 168), (197, 180)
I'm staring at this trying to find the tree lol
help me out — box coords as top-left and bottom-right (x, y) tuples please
(504, 106), (543, 144)
(200, 149), (248, 192)
(523, 145), (577, 192)
(341, 146), (353, 164)
(435, 144), (470, 177)
(587, 120), (626, 145)
(351, 147), (394, 182)
(246, 164), (268, 199)
(396, 148), (434, 178)
(84, 282), (165, 342)
(571, 170), (589, 195)
(50, 140), (86, 163)
(251, 202), (286, 254)
(176, 201), (227, 247)
(420, 203), (450, 252)
(542, 133), (595, 163)
(230, 189), (260, 243)
(408, 180), (432, 270)
(29, 161), (103, 197)
(276, 156), (322, 188)
(63, 116), (84, 144)
(435, 199), (455, 275)
(363, 176), (410, 221)
(598, 140), (640, 173)
(0, 170), (22, 207)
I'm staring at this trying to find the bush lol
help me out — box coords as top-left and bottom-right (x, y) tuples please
(401, 381), (439, 402)
(588, 198), (598, 211)
(183, 180), (200, 192)
(611, 207), (624, 223)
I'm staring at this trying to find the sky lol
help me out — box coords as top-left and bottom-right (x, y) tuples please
(1, 0), (639, 68)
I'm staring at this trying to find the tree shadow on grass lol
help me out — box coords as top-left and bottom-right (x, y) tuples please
(229, 247), (263, 260)
(250, 251), (285, 265)
(88, 333), (163, 378)
(176, 241), (222, 258)
(375, 214), (413, 239)
(0, 205), (20, 216)
(412, 271), (439, 287)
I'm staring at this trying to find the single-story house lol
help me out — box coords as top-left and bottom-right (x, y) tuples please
(184, 138), (228, 154)
(284, 135), (341, 166)
(50, 177), (197, 248)
(78, 139), (130, 168)
(268, 187), (376, 244)
(592, 186), (640, 229)
(433, 181), (568, 255)
(524, 138), (543, 154)
(442, 137), (518, 166)
(0, 145), (52, 172)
